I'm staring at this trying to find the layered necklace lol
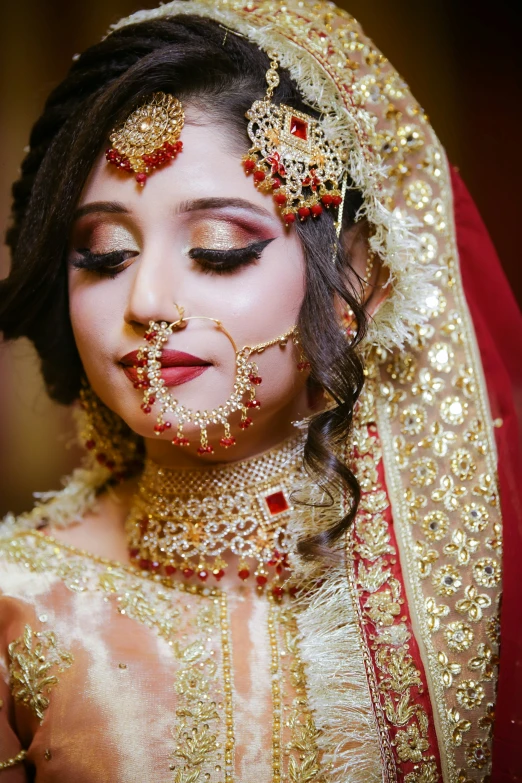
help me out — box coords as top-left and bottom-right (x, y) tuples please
(125, 435), (306, 596)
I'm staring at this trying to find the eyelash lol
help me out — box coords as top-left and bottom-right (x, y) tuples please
(71, 239), (274, 279)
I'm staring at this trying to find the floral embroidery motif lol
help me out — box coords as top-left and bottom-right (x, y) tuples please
(348, 395), (442, 780)
(8, 624), (73, 723)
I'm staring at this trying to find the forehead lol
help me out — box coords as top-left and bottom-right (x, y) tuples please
(78, 117), (281, 225)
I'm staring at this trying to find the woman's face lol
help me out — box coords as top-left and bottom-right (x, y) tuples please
(68, 111), (310, 465)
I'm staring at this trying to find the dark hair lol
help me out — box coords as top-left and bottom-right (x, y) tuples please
(0, 15), (367, 557)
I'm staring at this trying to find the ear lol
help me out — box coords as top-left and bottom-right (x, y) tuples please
(342, 222), (390, 318)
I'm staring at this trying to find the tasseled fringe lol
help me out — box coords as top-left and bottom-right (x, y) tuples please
(111, 1), (439, 353)
(288, 488), (383, 782)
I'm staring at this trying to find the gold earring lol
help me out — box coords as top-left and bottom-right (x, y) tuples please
(134, 306), (298, 456)
(78, 383), (143, 478)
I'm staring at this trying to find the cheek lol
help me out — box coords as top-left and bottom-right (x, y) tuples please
(68, 273), (125, 377)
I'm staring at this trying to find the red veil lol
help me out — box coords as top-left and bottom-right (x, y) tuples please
(452, 168), (522, 781)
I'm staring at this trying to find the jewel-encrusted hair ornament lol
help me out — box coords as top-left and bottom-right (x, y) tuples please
(106, 92), (184, 185)
(243, 55), (347, 225)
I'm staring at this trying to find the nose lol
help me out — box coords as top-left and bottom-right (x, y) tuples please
(124, 245), (182, 328)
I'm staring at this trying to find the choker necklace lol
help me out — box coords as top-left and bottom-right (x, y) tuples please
(126, 435), (305, 595)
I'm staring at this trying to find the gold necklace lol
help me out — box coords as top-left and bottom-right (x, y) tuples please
(126, 435), (305, 596)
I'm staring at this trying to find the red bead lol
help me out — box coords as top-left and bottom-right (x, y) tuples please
(85, 439), (96, 450)
(248, 374), (262, 385)
(130, 548), (140, 559)
(256, 574), (268, 586)
(238, 568), (250, 581)
(310, 204), (323, 217)
(321, 194), (334, 207)
(154, 423), (165, 434)
(253, 170), (266, 183)
(198, 570), (209, 581)
(136, 173), (147, 186)
(141, 404), (152, 414)
(139, 559), (152, 570)
(283, 212), (296, 224)
(272, 585), (284, 598)
(243, 158), (256, 173)
(164, 421), (172, 429)
(239, 417), (253, 429)
(298, 206), (311, 220)
(246, 399), (261, 409)
(271, 178), (281, 190)
(274, 192), (287, 205)
(165, 565), (176, 576)
(172, 436), (190, 447)
(297, 361), (311, 371)
(148, 396), (156, 404)
(219, 436), (236, 448)
(182, 567), (194, 579)
(331, 195), (343, 207)
(213, 569), (225, 581)
(197, 445), (214, 456)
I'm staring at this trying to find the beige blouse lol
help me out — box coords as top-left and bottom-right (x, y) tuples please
(0, 529), (324, 783)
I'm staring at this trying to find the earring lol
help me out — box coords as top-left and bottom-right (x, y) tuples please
(134, 305), (298, 456)
(362, 248), (375, 285)
(106, 92), (184, 186)
(292, 331), (311, 371)
(78, 383), (144, 479)
(242, 54), (347, 225)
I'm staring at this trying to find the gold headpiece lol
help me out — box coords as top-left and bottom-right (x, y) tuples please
(243, 55), (347, 224)
(106, 92), (184, 185)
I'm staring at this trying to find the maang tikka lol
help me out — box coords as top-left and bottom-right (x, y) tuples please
(134, 305), (304, 456)
(242, 54), (347, 224)
(106, 92), (184, 185)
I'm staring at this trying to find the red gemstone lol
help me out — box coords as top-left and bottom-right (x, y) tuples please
(173, 436), (190, 447)
(130, 548), (140, 559)
(283, 212), (296, 224)
(265, 490), (289, 515)
(85, 439), (96, 450)
(182, 567), (194, 579)
(213, 569), (225, 581)
(141, 404), (152, 414)
(331, 195), (343, 207)
(297, 361), (311, 371)
(272, 585), (284, 598)
(239, 417), (253, 430)
(290, 116), (308, 141)
(253, 170), (266, 183)
(298, 206), (311, 220)
(165, 565), (176, 576)
(321, 194), (334, 207)
(238, 568), (250, 581)
(198, 570), (209, 581)
(139, 558), (152, 570)
(246, 399), (261, 409)
(310, 204), (323, 217)
(256, 574), (268, 586)
(274, 192), (287, 205)
(243, 158), (256, 173)
(271, 178), (281, 190)
(136, 173), (147, 185)
(248, 374), (262, 385)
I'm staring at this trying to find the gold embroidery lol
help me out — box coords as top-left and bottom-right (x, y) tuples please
(8, 624), (73, 723)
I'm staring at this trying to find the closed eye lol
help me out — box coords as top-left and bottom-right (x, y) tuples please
(189, 238), (275, 274)
(70, 249), (139, 278)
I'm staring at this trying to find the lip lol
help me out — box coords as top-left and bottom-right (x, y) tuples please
(120, 349), (211, 388)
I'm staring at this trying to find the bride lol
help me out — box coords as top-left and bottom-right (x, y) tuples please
(0, 2), (520, 781)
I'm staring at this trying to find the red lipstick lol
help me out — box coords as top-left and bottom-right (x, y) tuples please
(120, 349), (211, 388)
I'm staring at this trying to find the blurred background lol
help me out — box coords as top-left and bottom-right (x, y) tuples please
(1, 0), (520, 516)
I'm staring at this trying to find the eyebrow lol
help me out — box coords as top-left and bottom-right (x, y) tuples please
(73, 197), (275, 222)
